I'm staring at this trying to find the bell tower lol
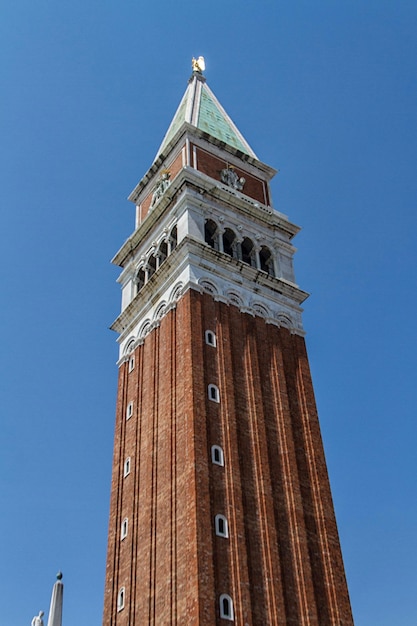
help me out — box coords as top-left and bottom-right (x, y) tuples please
(103, 58), (354, 625)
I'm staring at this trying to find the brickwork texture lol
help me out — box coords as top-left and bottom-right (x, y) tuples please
(102, 290), (353, 625)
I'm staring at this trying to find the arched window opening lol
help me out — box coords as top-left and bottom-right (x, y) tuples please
(204, 219), (219, 251)
(219, 594), (234, 621)
(117, 588), (125, 612)
(222, 228), (237, 258)
(241, 237), (255, 266)
(208, 384), (220, 403)
(211, 445), (224, 466)
(135, 268), (146, 294)
(215, 514), (229, 538)
(158, 240), (168, 266)
(170, 226), (177, 252)
(205, 330), (217, 347)
(147, 255), (157, 280)
(260, 246), (275, 277)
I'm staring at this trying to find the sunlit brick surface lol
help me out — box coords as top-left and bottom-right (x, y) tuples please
(103, 290), (353, 625)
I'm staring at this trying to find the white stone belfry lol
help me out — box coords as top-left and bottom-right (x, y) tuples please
(46, 572), (63, 626)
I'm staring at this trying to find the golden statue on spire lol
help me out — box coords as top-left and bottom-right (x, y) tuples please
(192, 56), (205, 73)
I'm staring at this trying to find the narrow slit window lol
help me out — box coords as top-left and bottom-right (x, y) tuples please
(205, 330), (217, 347)
(219, 594), (234, 620)
(215, 514), (229, 538)
(208, 384), (220, 403)
(121, 518), (128, 540)
(117, 587), (125, 611)
(124, 457), (131, 477)
(211, 445), (224, 466)
(128, 356), (135, 372)
(126, 402), (133, 420)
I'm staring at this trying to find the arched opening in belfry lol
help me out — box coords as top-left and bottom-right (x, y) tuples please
(259, 245), (275, 277)
(158, 240), (168, 266)
(204, 219), (219, 250)
(135, 268), (146, 294)
(222, 228), (237, 258)
(241, 237), (255, 266)
(170, 226), (178, 251)
(147, 255), (157, 280)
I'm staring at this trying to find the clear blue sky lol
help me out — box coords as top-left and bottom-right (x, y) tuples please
(1, 1), (417, 624)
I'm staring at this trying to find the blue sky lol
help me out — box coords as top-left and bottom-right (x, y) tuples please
(1, 1), (417, 624)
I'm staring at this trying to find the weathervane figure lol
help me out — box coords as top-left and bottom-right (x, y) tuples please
(31, 611), (44, 626)
(191, 56), (205, 73)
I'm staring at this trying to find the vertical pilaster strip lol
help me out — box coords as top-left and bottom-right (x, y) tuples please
(242, 322), (279, 623)
(218, 302), (257, 624)
(294, 335), (353, 624)
(270, 330), (318, 625)
(170, 309), (177, 624)
(102, 361), (128, 626)
(150, 328), (160, 625)
(130, 342), (143, 625)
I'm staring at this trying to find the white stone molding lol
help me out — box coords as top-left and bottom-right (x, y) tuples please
(154, 301), (167, 320)
(170, 282), (184, 302)
(112, 235), (307, 359)
(225, 290), (244, 307)
(124, 338), (136, 354)
(251, 302), (270, 318)
(199, 279), (219, 295)
(139, 320), (152, 338)
(276, 314), (293, 328)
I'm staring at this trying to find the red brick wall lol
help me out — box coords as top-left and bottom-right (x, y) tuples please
(193, 145), (269, 206)
(103, 290), (353, 625)
(137, 144), (271, 227)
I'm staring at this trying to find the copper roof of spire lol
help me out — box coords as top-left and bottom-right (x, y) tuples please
(155, 63), (257, 160)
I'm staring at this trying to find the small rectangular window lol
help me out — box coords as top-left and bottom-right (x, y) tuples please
(205, 330), (217, 347)
(117, 587), (125, 611)
(208, 384), (220, 403)
(124, 457), (131, 477)
(211, 445), (224, 466)
(215, 514), (229, 538)
(126, 402), (133, 419)
(220, 594), (234, 620)
(121, 518), (128, 540)
(128, 356), (135, 372)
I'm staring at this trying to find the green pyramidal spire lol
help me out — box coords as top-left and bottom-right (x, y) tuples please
(155, 61), (257, 160)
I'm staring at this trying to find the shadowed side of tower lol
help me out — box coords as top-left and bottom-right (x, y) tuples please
(103, 61), (354, 625)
